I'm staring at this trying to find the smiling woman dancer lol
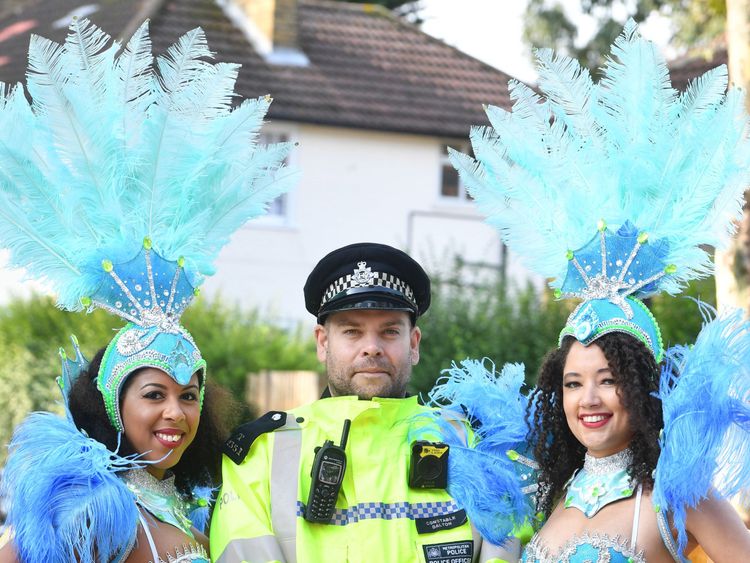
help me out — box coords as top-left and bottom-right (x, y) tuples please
(0, 18), (293, 563)
(433, 20), (750, 562)
(524, 329), (750, 562)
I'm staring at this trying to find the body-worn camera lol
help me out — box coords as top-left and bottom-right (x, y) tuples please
(409, 441), (449, 489)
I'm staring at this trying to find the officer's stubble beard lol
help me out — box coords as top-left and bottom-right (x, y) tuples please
(325, 341), (415, 400)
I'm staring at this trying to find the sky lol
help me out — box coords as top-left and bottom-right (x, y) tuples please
(418, 0), (674, 83)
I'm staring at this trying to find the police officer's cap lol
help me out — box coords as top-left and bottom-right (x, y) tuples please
(304, 242), (431, 324)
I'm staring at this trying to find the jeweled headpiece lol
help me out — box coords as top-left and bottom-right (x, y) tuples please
(451, 20), (750, 359)
(0, 19), (296, 430)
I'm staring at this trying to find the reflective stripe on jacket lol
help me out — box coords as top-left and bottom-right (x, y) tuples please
(210, 395), (517, 563)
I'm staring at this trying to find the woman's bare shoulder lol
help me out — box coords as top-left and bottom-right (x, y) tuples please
(0, 540), (19, 563)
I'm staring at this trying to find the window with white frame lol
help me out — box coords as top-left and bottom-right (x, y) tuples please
(255, 129), (294, 224)
(439, 141), (473, 202)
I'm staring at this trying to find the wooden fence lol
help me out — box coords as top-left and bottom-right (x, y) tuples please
(246, 370), (326, 412)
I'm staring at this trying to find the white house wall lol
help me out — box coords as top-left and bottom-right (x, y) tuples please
(203, 122), (538, 326)
(0, 123), (538, 324)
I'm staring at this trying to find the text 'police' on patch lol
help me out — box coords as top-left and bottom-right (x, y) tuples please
(422, 540), (473, 563)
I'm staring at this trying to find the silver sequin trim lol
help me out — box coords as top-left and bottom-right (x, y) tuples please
(656, 510), (681, 562)
(148, 543), (209, 563)
(123, 469), (179, 497)
(523, 531), (646, 563)
(582, 448), (632, 476)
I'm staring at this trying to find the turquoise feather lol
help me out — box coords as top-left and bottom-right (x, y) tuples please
(412, 359), (536, 546)
(0, 18), (296, 311)
(451, 20), (750, 295)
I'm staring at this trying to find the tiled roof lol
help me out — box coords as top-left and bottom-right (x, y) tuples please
(0, 0), (518, 138)
(0, 0), (149, 80)
(668, 47), (727, 92)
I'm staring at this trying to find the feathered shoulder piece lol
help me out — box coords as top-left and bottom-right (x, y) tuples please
(654, 306), (750, 555)
(0, 17), (294, 312)
(450, 20), (750, 360)
(410, 360), (538, 546)
(1, 412), (141, 562)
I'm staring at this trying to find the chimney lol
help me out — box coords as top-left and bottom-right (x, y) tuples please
(222, 0), (309, 66)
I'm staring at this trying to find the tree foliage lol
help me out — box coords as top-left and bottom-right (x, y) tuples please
(411, 271), (571, 396)
(0, 294), (319, 400)
(0, 268), (718, 453)
(342, 0), (423, 22)
(524, 0), (726, 73)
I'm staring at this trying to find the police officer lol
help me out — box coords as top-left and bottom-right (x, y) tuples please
(210, 243), (519, 562)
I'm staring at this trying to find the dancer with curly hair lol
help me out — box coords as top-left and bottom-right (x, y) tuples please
(430, 20), (750, 562)
(0, 18), (293, 562)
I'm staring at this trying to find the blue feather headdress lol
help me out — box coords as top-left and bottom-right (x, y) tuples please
(450, 20), (750, 359)
(0, 18), (296, 562)
(0, 18), (296, 430)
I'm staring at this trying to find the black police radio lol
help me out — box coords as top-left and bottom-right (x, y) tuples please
(304, 419), (351, 523)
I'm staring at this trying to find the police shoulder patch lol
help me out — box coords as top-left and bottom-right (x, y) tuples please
(223, 410), (287, 464)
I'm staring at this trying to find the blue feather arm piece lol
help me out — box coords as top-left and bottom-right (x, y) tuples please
(1, 412), (140, 563)
(653, 306), (750, 554)
(187, 485), (215, 535)
(411, 359), (538, 546)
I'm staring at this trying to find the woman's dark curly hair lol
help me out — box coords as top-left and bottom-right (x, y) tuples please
(68, 347), (241, 497)
(527, 332), (663, 517)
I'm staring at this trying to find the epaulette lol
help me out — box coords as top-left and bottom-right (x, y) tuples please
(223, 410), (287, 465)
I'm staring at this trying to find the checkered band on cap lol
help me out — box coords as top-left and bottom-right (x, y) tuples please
(320, 261), (416, 309)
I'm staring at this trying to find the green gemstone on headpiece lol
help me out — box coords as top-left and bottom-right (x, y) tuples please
(597, 219), (606, 232)
(59, 347), (67, 359)
(178, 256), (185, 268)
(553, 288), (562, 299)
(637, 232), (649, 244)
(566, 250), (574, 260)
(80, 296), (92, 307)
(654, 504), (661, 513)
(194, 288), (200, 296)
(198, 498), (208, 507)
(143, 236), (152, 250)
(535, 512), (544, 521)
(506, 449), (519, 461)
(664, 264), (677, 274)
(102, 259), (113, 272)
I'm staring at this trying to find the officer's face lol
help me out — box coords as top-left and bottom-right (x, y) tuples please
(314, 309), (421, 399)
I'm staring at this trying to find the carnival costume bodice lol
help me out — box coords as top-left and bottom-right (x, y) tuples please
(521, 450), (655, 563)
(123, 469), (210, 563)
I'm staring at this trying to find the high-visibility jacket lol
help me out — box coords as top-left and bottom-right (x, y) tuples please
(210, 395), (518, 563)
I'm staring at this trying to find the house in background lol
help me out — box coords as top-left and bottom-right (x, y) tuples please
(0, 0), (538, 324)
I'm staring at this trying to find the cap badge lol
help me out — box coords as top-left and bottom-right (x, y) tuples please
(351, 261), (376, 287)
